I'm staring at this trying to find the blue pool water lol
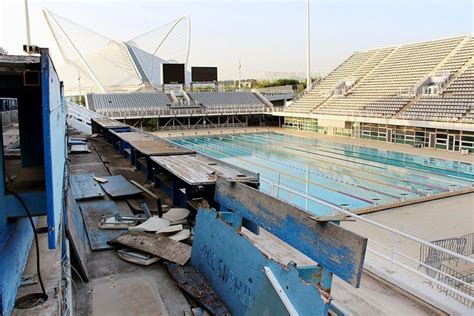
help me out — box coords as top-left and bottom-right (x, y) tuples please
(171, 132), (473, 216)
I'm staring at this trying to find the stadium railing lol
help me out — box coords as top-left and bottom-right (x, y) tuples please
(67, 100), (102, 134)
(1, 110), (18, 126)
(252, 89), (274, 108)
(259, 177), (474, 308)
(160, 122), (247, 131)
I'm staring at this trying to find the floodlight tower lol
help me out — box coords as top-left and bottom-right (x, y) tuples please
(24, 0), (33, 54)
(238, 58), (242, 89)
(306, 0), (312, 92)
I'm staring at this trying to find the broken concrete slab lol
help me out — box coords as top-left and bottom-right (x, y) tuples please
(90, 275), (168, 316)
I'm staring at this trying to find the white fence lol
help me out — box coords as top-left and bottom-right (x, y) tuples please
(259, 177), (474, 308)
(66, 101), (102, 134)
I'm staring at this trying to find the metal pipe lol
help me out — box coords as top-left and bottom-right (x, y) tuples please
(263, 178), (474, 300)
(260, 177), (474, 264)
(365, 248), (474, 303)
(306, 0), (312, 92)
(24, 0), (32, 51)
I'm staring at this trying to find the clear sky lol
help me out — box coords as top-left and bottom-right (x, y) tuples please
(1, 0), (473, 80)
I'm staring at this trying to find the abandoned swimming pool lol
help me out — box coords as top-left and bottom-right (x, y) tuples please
(171, 132), (473, 216)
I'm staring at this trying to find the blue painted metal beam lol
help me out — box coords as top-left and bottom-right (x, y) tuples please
(40, 48), (66, 249)
(0, 218), (35, 316)
(192, 208), (333, 315)
(5, 192), (46, 217)
(214, 177), (367, 287)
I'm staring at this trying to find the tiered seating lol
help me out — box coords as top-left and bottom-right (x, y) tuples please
(188, 92), (266, 113)
(285, 51), (378, 113)
(86, 94), (94, 111)
(402, 95), (472, 121)
(445, 65), (474, 95)
(403, 64), (474, 121)
(437, 37), (474, 73)
(88, 92), (172, 116)
(314, 37), (465, 117)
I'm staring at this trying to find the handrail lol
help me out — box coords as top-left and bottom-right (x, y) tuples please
(258, 177), (474, 305)
(259, 177), (473, 264)
(67, 101), (102, 119)
(252, 89), (274, 108)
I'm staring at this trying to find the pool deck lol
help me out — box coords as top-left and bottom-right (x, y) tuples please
(153, 127), (474, 164)
(342, 192), (474, 314)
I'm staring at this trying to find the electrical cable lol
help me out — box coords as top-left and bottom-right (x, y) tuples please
(6, 189), (47, 299)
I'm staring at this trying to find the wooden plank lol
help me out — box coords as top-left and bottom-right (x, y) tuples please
(70, 173), (105, 200)
(130, 140), (195, 156)
(151, 154), (258, 186)
(110, 231), (191, 265)
(79, 200), (124, 251)
(92, 118), (128, 129)
(110, 131), (153, 143)
(165, 263), (230, 315)
(65, 192), (89, 280)
(100, 175), (143, 197)
(214, 177), (367, 287)
(130, 180), (159, 199)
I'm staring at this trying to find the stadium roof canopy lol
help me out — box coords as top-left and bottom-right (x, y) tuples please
(43, 9), (191, 95)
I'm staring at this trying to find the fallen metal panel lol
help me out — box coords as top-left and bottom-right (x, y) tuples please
(100, 175), (143, 197)
(65, 192), (89, 280)
(79, 200), (124, 251)
(110, 231), (191, 265)
(0, 218), (35, 315)
(192, 208), (332, 315)
(130, 140), (195, 156)
(214, 177), (367, 287)
(151, 154), (258, 186)
(165, 263), (230, 315)
(69, 144), (90, 153)
(70, 174), (105, 200)
(245, 267), (294, 316)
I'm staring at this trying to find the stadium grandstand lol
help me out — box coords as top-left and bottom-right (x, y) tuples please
(85, 90), (273, 129)
(56, 28), (474, 153)
(44, 9), (277, 130)
(278, 35), (474, 152)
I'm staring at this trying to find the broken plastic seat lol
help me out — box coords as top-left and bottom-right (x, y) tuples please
(116, 248), (160, 266)
(128, 217), (171, 232)
(162, 208), (190, 224)
(156, 224), (183, 234)
(168, 229), (191, 242)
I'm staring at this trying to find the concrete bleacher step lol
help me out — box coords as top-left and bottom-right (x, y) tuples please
(393, 94), (423, 118)
(442, 54), (474, 92)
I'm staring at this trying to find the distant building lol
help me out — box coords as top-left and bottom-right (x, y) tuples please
(43, 9), (191, 95)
